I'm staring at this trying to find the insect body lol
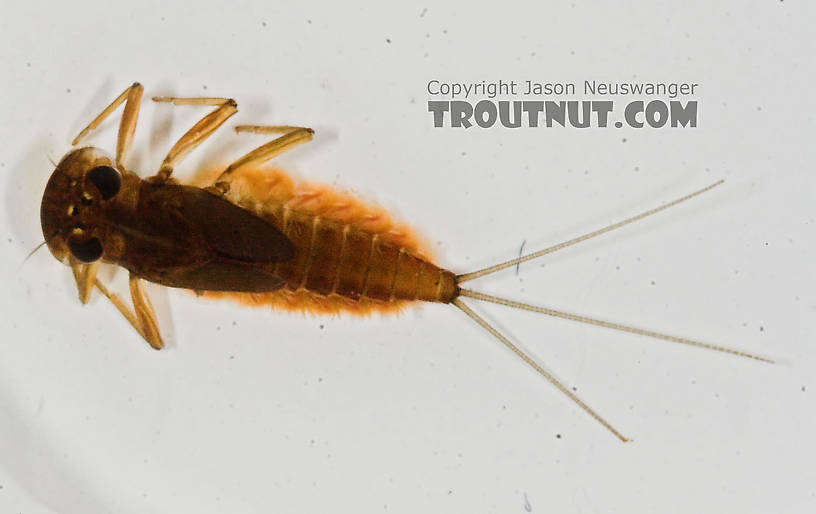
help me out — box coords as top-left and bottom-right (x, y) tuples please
(39, 83), (770, 442)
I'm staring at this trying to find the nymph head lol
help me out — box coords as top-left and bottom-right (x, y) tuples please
(40, 147), (123, 264)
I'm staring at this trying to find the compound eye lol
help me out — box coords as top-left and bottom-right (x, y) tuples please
(86, 165), (121, 200)
(67, 236), (103, 263)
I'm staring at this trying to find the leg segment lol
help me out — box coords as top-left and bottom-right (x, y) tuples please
(70, 261), (99, 304)
(207, 125), (314, 194)
(72, 82), (144, 168)
(151, 96), (238, 182)
(127, 273), (164, 349)
(69, 259), (164, 349)
(91, 274), (165, 350)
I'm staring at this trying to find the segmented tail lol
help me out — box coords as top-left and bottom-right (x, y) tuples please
(452, 180), (772, 442)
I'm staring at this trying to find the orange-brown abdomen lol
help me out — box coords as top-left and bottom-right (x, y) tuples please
(270, 207), (457, 304)
(198, 166), (458, 314)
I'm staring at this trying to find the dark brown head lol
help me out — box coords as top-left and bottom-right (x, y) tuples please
(40, 147), (125, 265)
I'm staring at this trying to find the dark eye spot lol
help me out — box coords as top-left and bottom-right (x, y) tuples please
(67, 236), (103, 262)
(86, 165), (121, 200)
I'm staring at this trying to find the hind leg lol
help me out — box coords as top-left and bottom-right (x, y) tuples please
(207, 125), (314, 195)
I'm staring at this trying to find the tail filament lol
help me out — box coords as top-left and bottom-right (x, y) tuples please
(453, 298), (631, 442)
(452, 180), (771, 441)
(459, 289), (773, 364)
(457, 180), (724, 283)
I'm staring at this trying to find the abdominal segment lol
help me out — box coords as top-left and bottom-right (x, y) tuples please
(198, 167), (456, 314)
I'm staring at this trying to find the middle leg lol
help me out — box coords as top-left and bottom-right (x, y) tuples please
(150, 96), (238, 182)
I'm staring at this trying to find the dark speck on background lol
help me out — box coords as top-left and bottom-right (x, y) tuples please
(420, 8), (428, 17)
(622, 138), (627, 143)
(386, 38), (391, 44)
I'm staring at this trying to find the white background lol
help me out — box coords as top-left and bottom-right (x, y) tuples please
(1, 1), (814, 513)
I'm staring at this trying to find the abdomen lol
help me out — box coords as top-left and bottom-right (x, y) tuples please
(197, 166), (458, 313)
(270, 207), (456, 304)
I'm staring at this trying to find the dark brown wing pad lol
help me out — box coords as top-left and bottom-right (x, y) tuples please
(109, 182), (295, 292)
(177, 186), (294, 263)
